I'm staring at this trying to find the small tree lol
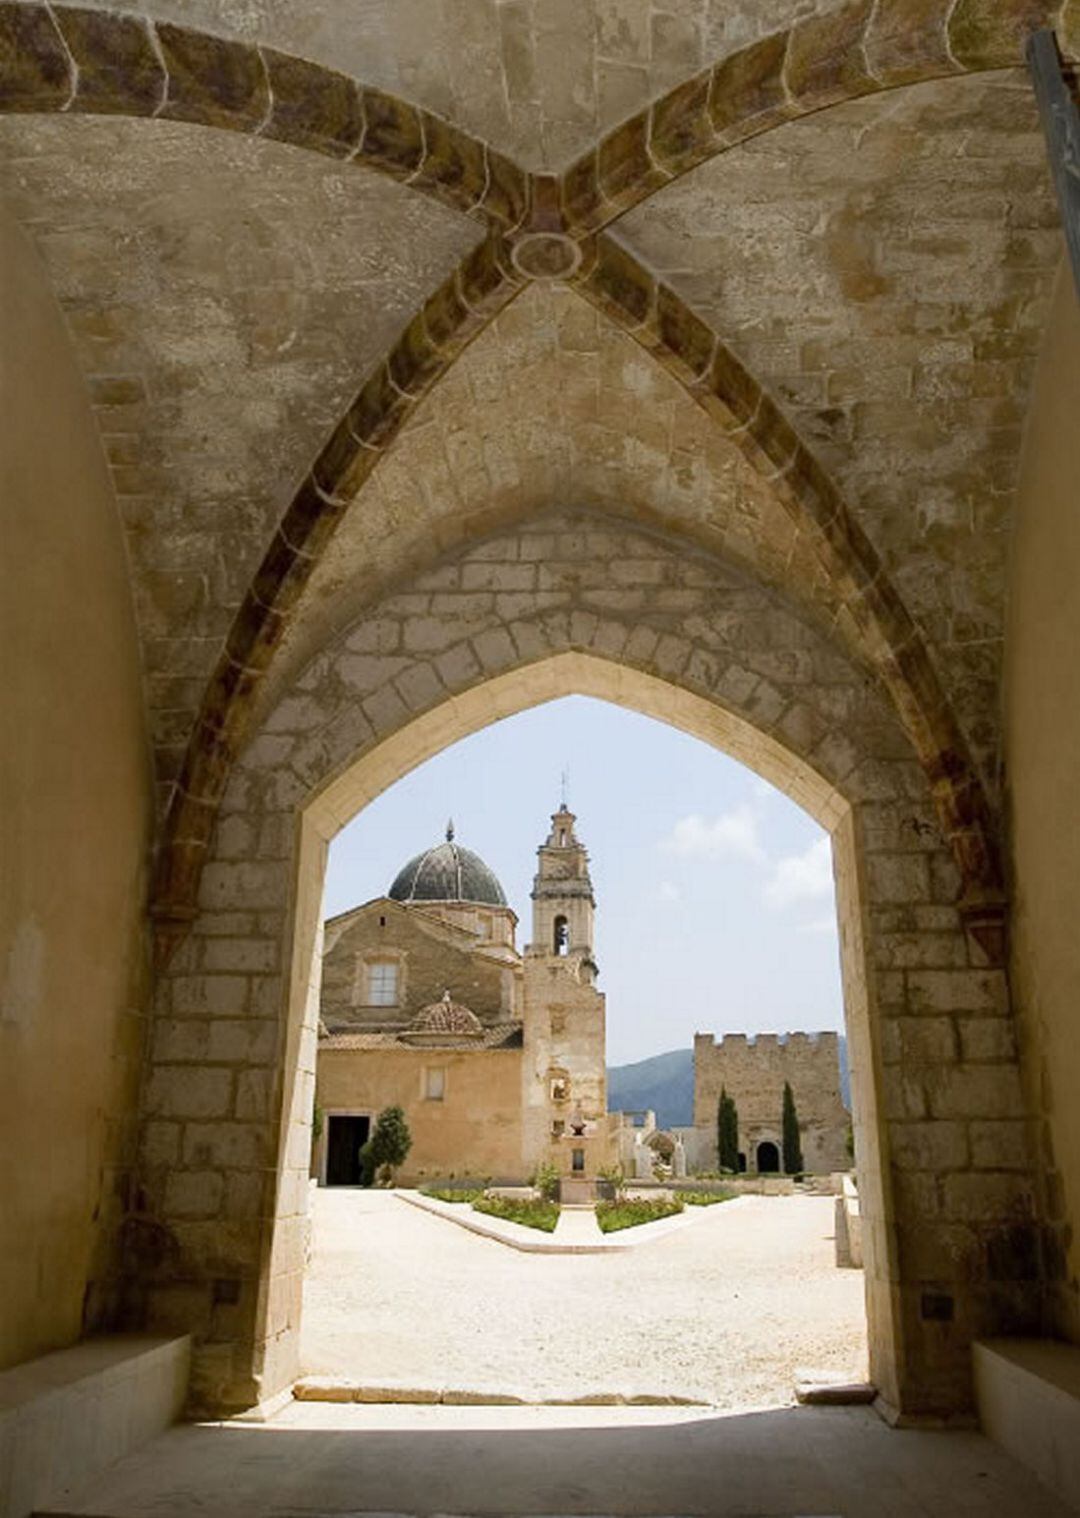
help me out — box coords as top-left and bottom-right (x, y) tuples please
(782, 1081), (804, 1176)
(363, 1105), (413, 1187)
(717, 1086), (740, 1173)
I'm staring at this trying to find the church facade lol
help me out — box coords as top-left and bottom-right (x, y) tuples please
(313, 806), (608, 1186)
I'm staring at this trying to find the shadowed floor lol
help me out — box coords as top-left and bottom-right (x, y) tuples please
(38, 1401), (1070, 1518)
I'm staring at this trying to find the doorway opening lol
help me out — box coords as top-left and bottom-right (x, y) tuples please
(323, 1113), (370, 1187)
(756, 1141), (780, 1175)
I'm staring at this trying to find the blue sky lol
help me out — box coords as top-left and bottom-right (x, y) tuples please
(324, 696), (844, 1066)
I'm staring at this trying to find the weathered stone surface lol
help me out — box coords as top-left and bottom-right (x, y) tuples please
(618, 73), (1059, 796)
(784, 1), (877, 110)
(948, 0), (1053, 69)
(710, 29), (792, 145)
(864, 0), (958, 87)
(0, 112), (481, 793)
(649, 71), (714, 176)
(260, 51), (362, 158)
(144, 508), (1027, 1419)
(358, 87), (424, 178)
(60, 8), (165, 117)
(156, 24), (269, 133)
(0, 3), (70, 111)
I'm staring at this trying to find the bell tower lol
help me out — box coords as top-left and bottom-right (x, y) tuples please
(528, 804), (597, 982)
(521, 801), (608, 1176)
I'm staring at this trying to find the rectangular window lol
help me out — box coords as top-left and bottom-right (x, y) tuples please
(367, 960), (398, 1006)
(425, 1066), (445, 1101)
(572, 1148), (585, 1173)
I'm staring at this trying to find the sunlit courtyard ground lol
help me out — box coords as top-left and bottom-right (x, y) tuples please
(301, 1189), (868, 1410)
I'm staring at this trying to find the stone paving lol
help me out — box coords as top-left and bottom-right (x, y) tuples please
(300, 1189), (868, 1409)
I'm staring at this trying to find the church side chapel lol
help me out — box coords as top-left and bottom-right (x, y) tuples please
(314, 805), (610, 1186)
(4, 0), (1080, 1511)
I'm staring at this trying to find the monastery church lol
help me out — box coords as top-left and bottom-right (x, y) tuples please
(315, 804), (609, 1187)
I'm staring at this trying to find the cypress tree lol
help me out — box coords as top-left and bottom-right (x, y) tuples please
(364, 1104), (413, 1185)
(717, 1086), (740, 1173)
(782, 1081), (804, 1176)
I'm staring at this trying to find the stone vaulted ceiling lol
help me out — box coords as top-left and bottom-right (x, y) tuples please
(0, 0), (1075, 944)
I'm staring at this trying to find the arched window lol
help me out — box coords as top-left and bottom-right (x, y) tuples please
(553, 915), (569, 954)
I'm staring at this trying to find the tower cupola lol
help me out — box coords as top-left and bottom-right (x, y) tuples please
(529, 803), (597, 978)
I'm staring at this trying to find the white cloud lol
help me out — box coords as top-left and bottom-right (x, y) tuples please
(662, 807), (766, 864)
(764, 835), (833, 909)
(657, 880), (681, 903)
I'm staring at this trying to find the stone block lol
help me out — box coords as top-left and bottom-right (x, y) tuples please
(156, 23), (269, 131)
(0, 3), (71, 112)
(145, 1066), (233, 1120)
(709, 30), (791, 138)
(168, 977), (249, 1014)
(970, 1120), (1031, 1172)
(261, 49), (362, 158)
(907, 969), (1007, 1016)
(958, 1017), (1017, 1064)
(943, 1171), (1032, 1222)
(925, 1065), (1025, 1120)
(62, 8), (165, 116)
(890, 1119), (969, 1172)
(236, 1069), (276, 1122)
(183, 1122), (266, 1169)
(165, 1169), (225, 1218)
(206, 1019), (280, 1066)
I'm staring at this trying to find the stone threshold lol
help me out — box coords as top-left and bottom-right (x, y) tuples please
(396, 1189), (730, 1252)
(293, 1378), (710, 1407)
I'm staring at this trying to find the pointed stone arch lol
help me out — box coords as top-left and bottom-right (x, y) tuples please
(142, 515), (1033, 1423)
(0, 3), (529, 228)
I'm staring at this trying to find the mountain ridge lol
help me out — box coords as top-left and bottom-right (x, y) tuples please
(607, 1037), (850, 1130)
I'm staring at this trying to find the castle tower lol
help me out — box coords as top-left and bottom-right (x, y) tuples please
(528, 804), (597, 983)
(521, 802), (608, 1177)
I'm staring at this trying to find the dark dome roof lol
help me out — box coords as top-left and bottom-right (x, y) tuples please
(389, 824), (507, 907)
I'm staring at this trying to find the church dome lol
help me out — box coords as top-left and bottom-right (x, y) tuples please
(400, 991), (485, 1045)
(388, 822), (507, 907)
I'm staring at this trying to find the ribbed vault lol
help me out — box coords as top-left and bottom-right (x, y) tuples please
(1, 0), (1073, 954)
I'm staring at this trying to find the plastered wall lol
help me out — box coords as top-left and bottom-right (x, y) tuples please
(315, 1048), (523, 1181)
(1005, 264), (1080, 1338)
(0, 214), (151, 1368)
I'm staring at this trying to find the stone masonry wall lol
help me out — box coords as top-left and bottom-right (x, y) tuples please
(144, 510), (1035, 1421)
(693, 1031), (849, 1173)
(320, 902), (518, 1031)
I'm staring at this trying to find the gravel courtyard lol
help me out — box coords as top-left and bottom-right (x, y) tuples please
(301, 1190), (868, 1410)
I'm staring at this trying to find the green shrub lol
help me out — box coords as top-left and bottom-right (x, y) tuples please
(595, 1196), (683, 1233)
(422, 1187), (476, 1203)
(681, 1189), (735, 1206)
(530, 1161), (561, 1201)
(472, 1194), (559, 1233)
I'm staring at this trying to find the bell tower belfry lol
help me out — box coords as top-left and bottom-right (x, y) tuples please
(528, 804), (597, 982)
(521, 801), (608, 1177)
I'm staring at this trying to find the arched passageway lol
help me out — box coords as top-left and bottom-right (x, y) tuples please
(757, 1141), (781, 1175)
(140, 512), (1033, 1425)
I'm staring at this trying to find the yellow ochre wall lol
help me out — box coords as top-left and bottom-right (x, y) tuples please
(0, 215), (152, 1368)
(316, 1047), (524, 1181)
(1005, 263), (1080, 1337)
